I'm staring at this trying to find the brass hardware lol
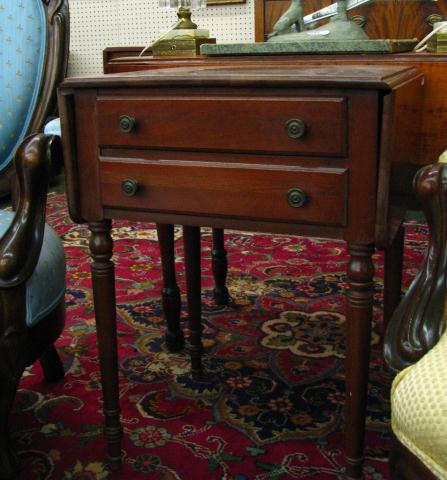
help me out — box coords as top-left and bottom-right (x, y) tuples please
(149, 5), (216, 57)
(287, 188), (307, 208)
(118, 115), (136, 133)
(426, 14), (445, 27)
(121, 179), (139, 197)
(285, 118), (306, 140)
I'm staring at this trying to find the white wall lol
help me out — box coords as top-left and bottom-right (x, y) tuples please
(68, 0), (255, 76)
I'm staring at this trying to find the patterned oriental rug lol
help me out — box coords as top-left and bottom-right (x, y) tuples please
(12, 193), (427, 480)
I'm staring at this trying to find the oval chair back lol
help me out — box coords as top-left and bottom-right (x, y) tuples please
(0, 0), (69, 195)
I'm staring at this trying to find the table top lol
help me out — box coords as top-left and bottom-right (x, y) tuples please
(62, 64), (421, 91)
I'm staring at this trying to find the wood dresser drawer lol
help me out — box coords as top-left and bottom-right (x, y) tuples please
(96, 96), (347, 157)
(99, 159), (348, 226)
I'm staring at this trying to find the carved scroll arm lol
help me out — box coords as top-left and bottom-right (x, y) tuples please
(384, 152), (447, 372)
(0, 134), (60, 288)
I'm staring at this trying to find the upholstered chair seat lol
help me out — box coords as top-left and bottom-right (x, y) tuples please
(391, 330), (447, 478)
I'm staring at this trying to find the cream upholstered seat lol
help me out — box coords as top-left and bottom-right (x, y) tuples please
(391, 324), (447, 478)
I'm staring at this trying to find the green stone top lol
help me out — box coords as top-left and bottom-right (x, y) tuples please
(201, 39), (418, 56)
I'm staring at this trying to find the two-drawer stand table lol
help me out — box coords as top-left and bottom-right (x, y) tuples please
(59, 64), (423, 479)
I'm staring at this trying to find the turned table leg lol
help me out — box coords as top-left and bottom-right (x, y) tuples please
(156, 224), (184, 352)
(183, 226), (203, 380)
(345, 243), (375, 480)
(89, 220), (122, 469)
(212, 228), (229, 305)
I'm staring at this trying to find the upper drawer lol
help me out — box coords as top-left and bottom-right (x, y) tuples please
(96, 96), (347, 156)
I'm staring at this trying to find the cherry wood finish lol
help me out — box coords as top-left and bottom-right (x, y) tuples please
(59, 64), (423, 479)
(345, 243), (375, 477)
(0, 0), (70, 195)
(98, 96), (347, 155)
(0, 134), (65, 479)
(100, 159), (348, 225)
(88, 220), (122, 469)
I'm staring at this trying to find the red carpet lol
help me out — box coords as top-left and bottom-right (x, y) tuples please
(12, 193), (427, 479)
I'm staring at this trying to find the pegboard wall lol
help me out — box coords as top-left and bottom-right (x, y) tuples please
(68, 0), (255, 76)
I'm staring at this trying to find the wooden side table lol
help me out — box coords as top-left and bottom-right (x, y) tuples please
(103, 47), (447, 362)
(59, 63), (424, 479)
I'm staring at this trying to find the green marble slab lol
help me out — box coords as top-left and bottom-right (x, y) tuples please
(201, 39), (418, 56)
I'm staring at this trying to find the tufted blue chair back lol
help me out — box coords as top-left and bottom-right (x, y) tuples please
(0, 1), (48, 173)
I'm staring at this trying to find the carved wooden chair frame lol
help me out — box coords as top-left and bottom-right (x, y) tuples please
(0, 1), (69, 477)
(385, 160), (447, 480)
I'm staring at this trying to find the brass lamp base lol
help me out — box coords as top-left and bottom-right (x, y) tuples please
(151, 6), (215, 57)
(152, 37), (216, 56)
(174, 7), (198, 30)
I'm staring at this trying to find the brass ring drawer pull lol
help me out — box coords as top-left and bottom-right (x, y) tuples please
(118, 115), (136, 133)
(287, 187), (307, 208)
(285, 118), (306, 140)
(121, 179), (139, 197)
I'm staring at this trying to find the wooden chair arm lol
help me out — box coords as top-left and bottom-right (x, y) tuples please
(384, 158), (447, 372)
(0, 134), (61, 287)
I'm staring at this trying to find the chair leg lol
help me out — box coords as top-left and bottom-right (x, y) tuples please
(39, 344), (64, 384)
(382, 225), (405, 401)
(156, 224), (184, 352)
(0, 332), (25, 479)
(0, 377), (20, 480)
(383, 225), (404, 334)
(212, 228), (229, 305)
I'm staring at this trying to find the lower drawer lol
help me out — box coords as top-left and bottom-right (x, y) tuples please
(99, 159), (348, 226)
